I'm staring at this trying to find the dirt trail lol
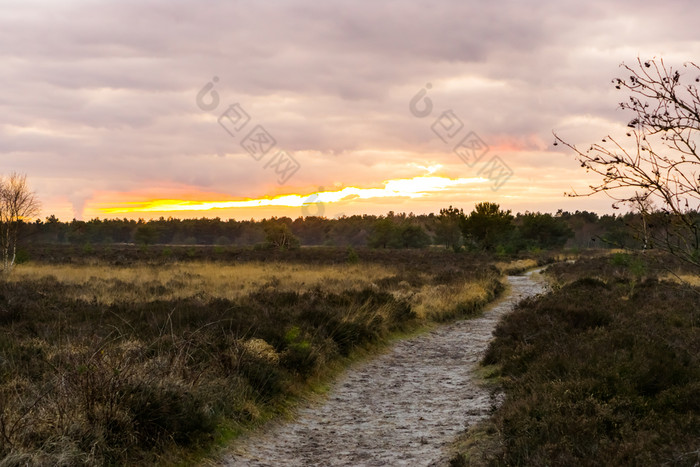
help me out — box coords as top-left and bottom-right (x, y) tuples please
(221, 271), (546, 466)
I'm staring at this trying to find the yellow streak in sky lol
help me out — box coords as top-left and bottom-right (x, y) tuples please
(100, 174), (486, 214)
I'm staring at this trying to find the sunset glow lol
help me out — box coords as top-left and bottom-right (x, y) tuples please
(100, 173), (487, 215)
(3, 1), (699, 220)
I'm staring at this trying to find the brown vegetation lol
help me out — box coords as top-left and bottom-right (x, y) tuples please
(0, 250), (504, 465)
(453, 254), (700, 466)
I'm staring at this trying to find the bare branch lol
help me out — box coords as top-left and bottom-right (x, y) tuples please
(555, 58), (700, 269)
(0, 173), (40, 271)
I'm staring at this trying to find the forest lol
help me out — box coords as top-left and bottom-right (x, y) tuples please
(20, 204), (684, 255)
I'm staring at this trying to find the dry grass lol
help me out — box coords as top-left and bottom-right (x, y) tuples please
(494, 259), (538, 275)
(11, 261), (494, 321)
(1, 256), (503, 465)
(410, 278), (497, 320)
(661, 272), (700, 287)
(9, 262), (399, 304)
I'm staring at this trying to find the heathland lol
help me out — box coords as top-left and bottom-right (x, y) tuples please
(1, 244), (698, 465)
(0, 247), (514, 465)
(451, 252), (700, 466)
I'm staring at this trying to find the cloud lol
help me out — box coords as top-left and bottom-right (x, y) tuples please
(2, 0), (700, 219)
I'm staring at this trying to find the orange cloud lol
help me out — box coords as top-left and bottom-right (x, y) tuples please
(96, 171), (487, 216)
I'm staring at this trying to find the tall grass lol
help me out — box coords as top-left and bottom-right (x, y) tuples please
(0, 254), (501, 465)
(8, 262), (399, 304)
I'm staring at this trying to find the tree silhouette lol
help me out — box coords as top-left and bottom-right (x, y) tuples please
(0, 173), (40, 270)
(555, 58), (700, 268)
(435, 206), (464, 251)
(460, 202), (513, 251)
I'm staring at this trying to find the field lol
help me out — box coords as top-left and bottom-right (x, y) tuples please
(452, 252), (700, 466)
(0, 247), (507, 465)
(7, 246), (696, 465)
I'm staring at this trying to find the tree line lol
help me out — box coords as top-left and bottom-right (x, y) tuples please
(16, 204), (685, 253)
(5, 57), (700, 267)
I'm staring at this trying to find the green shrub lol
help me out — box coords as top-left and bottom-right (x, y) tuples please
(14, 248), (30, 264)
(346, 246), (359, 264)
(281, 326), (317, 376)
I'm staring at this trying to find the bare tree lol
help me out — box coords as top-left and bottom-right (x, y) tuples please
(0, 173), (40, 271)
(618, 192), (656, 251)
(555, 58), (700, 268)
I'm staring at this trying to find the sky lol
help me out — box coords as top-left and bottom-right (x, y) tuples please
(2, 0), (700, 221)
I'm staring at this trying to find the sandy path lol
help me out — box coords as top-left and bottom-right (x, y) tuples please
(222, 271), (546, 466)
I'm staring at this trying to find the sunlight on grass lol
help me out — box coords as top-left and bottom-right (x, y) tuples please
(411, 278), (496, 320)
(661, 272), (700, 287)
(494, 259), (538, 275)
(10, 262), (399, 304)
(1, 256), (502, 464)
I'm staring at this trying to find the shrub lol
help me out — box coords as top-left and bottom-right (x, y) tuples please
(14, 248), (30, 264)
(478, 275), (700, 465)
(346, 246), (359, 264)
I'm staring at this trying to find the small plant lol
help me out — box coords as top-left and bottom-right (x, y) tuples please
(14, 248), (30, 264)
(627, 256), (646, 279)
(609, 252), (647, 295)
(610, 252), (630, 267)
(282, 326), (316, 376)
(346, 246), (359, 264)
(494, 244), (508, 257)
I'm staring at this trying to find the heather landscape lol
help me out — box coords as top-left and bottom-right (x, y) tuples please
(2, 0), (700, 465)
(1, 246), (507, 464)
(452, 253), (700, 466)
(0, 216), (698, 465)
